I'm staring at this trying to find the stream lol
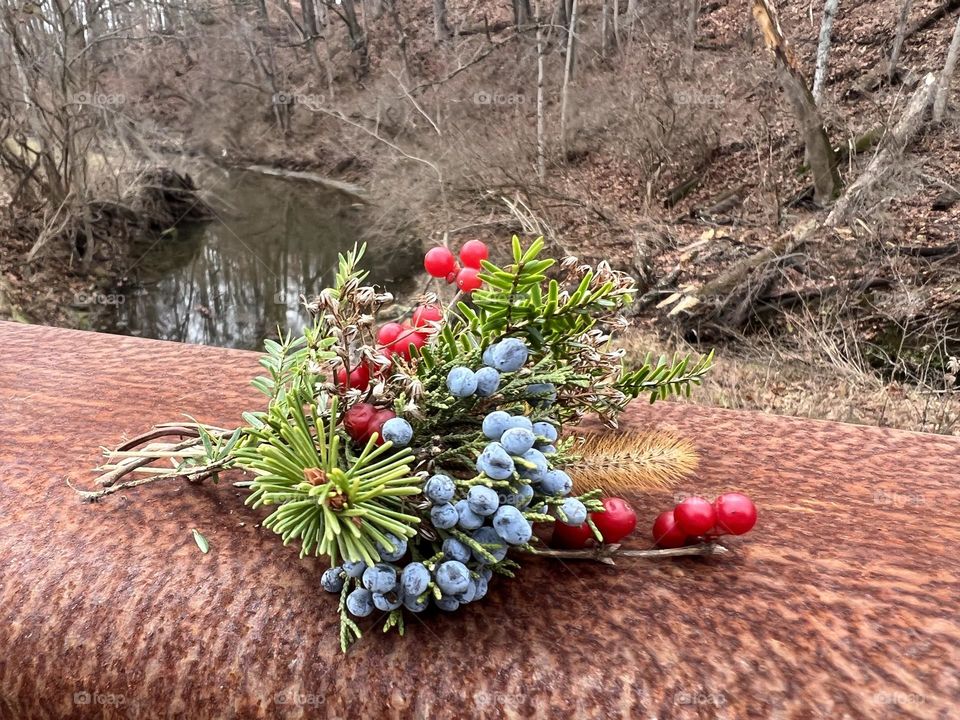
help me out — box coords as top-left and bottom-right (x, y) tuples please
(93, 163), (422, 350)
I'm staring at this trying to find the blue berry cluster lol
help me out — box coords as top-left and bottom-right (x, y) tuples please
(322, 526), (495, 617)
(445, 337), (533, 399)
(476, 410), (586, 523)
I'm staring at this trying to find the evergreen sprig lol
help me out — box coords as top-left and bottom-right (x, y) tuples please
(237, 393), (423, 565)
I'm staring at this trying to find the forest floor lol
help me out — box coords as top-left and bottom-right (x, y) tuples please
(2, 0), (959, 433)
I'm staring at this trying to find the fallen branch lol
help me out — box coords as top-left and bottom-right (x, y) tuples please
(827, 73), (937, 225)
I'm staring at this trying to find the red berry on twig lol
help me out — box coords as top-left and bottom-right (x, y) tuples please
(336, 362), (370, 392)
(412, 305), (443, 328)
(550, 519), (594, 549)
(343, 403), (376, 443)
(456, 267), (482, 293)
(377, 322), (404, 347)
(674, 496), (717, 536)
(459, 240), (489, 269)
(714, 493), (757, 535)
(652, 510), (687, 549)
(424, 247), (457, 278)
(590, 497), (637, 543)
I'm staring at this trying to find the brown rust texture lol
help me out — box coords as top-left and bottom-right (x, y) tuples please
(1, 321), (959, 719)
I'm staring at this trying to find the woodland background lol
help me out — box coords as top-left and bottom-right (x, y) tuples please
(1, 0), (959, 433)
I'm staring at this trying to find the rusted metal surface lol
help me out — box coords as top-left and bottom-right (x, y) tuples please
(0, 320), (958, 719)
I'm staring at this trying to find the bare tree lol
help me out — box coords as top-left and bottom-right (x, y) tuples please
(752, 0), (840, 204)
(812, 0), (839, 103)
(889, 0), (913, 83)
(535, 0), (546, 181)
(513, 0), (532, 27)
(933, 14), (960, 121)
(687, 0), (699, 65)
(333, 0), (369, 78)
(434, 0), (452, 42)
(559, 0), (578, 160)
(625, 0), (639, 40)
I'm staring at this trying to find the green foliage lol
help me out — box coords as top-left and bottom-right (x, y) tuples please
(236, 393), (422, 565)
(618, 350), (715, 402)
(418, 235), (711, 426)
(468, 236), (631, 348)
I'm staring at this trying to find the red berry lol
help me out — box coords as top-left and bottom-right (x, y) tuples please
(551, 519), (594, 549)
(424, 247), (457, 278)
(590, 497), (637, 543)
(412, 304), (443, 328)
(714, 493), (757, 535)
(652, 510), (687, 549)
(377, 322), (405, 347)
(336, 362), (370, 392)
(459, 240), (489, 269)
(343, 403), (376, 443)
(674, 496), (717, 537)
(445, 266), (460, 284)
(456, 267), (483, 293)
(367, 408), (396, 445)
(390, 327), (427, 360)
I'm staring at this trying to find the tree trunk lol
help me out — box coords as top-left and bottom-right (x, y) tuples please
(601, 0), (616, 57)
(513, 0), (532, 26)
(302, 0), (318, 36)
(433, 0), (452, 41)
(559, 0), (578, 161)
(613, 0), (621, 47)
(812, 0), (839, 103)
(339, 0), (369, 78)
(889, 0), (913, 83)
(687, 0), (699, 65)
(535, 0), (546, 181)
(752, 0), (840, 205)
(933, 15), (960, 121)
(384, 0), (412, 79)
(625, 0), (639, 38)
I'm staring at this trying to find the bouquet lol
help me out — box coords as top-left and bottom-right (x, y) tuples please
(78, 237), (755, 652)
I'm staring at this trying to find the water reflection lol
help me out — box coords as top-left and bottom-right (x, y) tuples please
(101, 166), (421, 350)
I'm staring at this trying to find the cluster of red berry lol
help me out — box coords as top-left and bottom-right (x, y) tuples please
(423, 240), (489, 293)
(342, 403), (396, 446)
(335, 303), (444, 392)
(336, 240), (491, 394)
(550, 497), (638, 548)
(652, 493), (757, 548)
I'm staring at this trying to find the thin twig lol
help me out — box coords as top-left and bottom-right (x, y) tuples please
(526, 542), (729, 565)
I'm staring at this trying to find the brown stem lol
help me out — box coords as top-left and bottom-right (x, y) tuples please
(96, 435), (206, 486)
(115, 426), (201, 451)
(74, 457), (231, 501)
(527, 541), (729, 565)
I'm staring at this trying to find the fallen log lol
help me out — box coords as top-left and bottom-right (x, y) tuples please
(657, 74), (936, 324)
(827, 73), (936, 225)
(242, 164), (369, 203)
